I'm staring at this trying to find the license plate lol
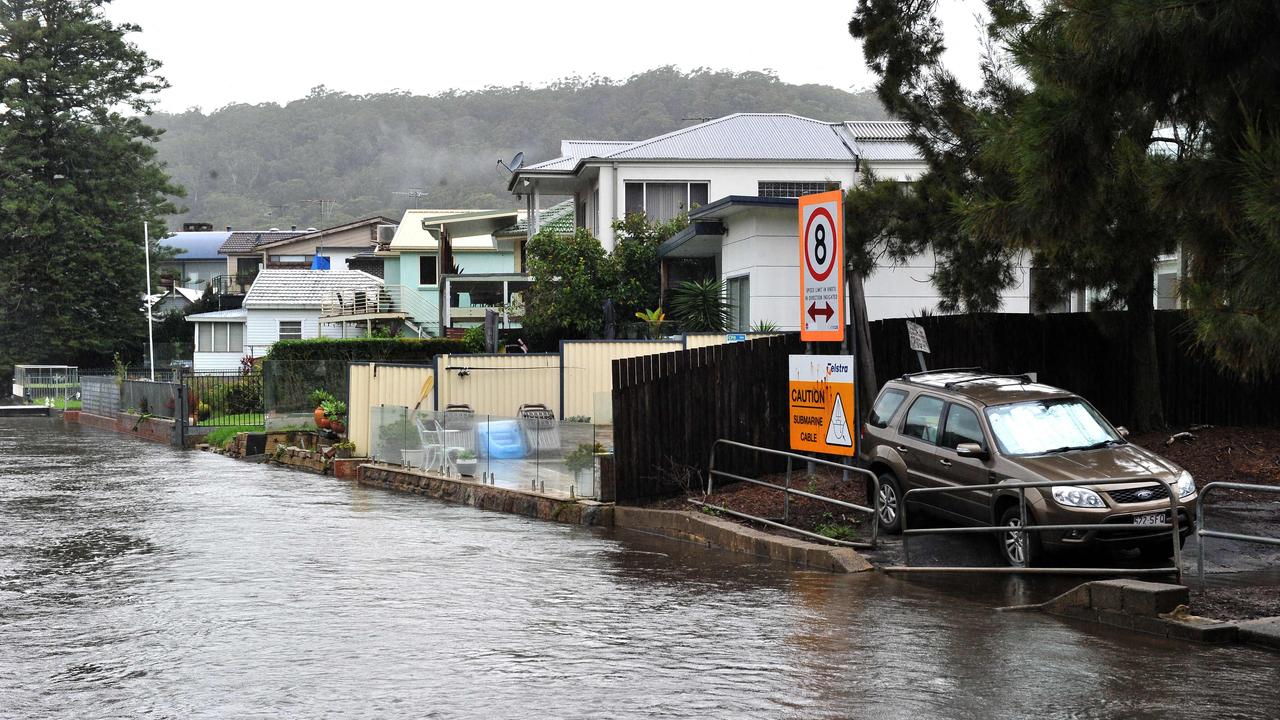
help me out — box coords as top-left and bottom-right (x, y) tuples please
(1133, 512), (1169, 526)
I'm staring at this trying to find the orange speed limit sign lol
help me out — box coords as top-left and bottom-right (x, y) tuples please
(798, 190), (845, 341)
(789, 354), (856, 457)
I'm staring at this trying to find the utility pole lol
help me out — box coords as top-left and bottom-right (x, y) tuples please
(143, 221), (156, 380)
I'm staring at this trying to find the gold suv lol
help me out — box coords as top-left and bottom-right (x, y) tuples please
(860, 369), (1196, 566)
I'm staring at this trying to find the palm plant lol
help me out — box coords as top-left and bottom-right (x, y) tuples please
(634, 308), (667, 339)
(669, 279), (733, 332)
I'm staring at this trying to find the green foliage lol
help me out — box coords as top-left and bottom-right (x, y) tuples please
(308, 389), (335, 408)
(0, 1), (182, 376)
(750, 320), (780, 333)
(565, 442), (606, 473)
(813, 513), (861, 542)
(375, 414), (416, 460)
(320, 399), (347, 421)
(634, 308), (667, 339)
(461, 325), (486, 353)
(669, 279), (733, 332)
(523, 227), (613, 340)
(148, 68), (884, 230)
(205, 425), (263, 448)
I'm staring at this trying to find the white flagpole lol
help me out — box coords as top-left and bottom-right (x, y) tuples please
(144, 221), (155, 380)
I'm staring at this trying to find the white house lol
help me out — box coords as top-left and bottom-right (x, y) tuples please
(509, 113), (1031, 326)
(186, 269), (383, 372)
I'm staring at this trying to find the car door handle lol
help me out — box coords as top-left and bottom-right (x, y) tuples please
(938, 458), (953, 467)
(895, 446), (910, 454)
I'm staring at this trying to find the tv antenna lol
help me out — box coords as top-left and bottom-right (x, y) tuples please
(497, 151), (525, 174)
(265, 202), (289, 217)
(392, 188), (430, 205)
(302, 198), (338, 219)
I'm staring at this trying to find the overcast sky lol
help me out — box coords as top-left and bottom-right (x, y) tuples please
(105, 0), (989, 113)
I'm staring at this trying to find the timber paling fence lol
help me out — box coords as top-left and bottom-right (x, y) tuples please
(611, 334), (801, 504)
(869, 310), (1280, 428)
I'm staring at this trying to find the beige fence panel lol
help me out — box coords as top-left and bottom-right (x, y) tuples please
(347, 363), (435, 457)
(436, 353), (561, 417)
(561, 340), (681, 422)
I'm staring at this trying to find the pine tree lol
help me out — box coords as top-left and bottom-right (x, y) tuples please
(0, 0), (181, 383)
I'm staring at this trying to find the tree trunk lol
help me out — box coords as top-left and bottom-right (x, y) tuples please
(1126, 268), (1165, 432)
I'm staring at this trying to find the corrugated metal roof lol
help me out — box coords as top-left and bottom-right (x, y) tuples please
(159, 231), (231, 261)
(243, 269), (382, 309)
(602, 114), (856, 161)
(842, 121), (913, 140)
(218, 230), (307, 255)
(561, 140), (635, 157)
(496, 199), (575, 236)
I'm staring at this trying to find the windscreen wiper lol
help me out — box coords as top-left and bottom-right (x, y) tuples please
(1039, 439), (1116, 454)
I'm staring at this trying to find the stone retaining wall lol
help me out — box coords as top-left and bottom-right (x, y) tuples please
(73, 410), (177, 446)
(359, 464), (613, 527)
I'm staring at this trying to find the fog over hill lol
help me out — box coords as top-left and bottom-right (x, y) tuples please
(150, 67), (885, 231)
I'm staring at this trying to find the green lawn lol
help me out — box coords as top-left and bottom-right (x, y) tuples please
(196, 412), (265, 427)
(46, 398), (81, 410)
(204, 425), (266, 448)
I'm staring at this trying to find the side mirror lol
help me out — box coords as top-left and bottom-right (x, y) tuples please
(1116, 426), (1130, 438)
(955, 442), (990, 461)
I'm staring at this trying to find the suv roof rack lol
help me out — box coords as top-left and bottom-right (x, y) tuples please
(899, 367), (983, 381)
(943, 373), (1032, 388)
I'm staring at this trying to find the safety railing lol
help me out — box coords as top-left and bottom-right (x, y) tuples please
(887, 478), (1185, 583)
(1197, 482), (1280, 589)
(692, 439), (880, 549)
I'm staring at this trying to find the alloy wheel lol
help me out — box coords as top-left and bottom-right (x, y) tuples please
(1003, 517), (1027, 566)
(878, 483), (898, 528)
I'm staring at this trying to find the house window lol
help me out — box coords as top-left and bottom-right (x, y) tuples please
(757, 181), (841, 198)
(196, 323), (243, 353)
(419, 255), (438, 286)
(726, 275), (750, 331)
(279, 320), (303, 341)
(622, 182), (710, 222)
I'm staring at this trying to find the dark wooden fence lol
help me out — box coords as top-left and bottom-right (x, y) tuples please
(870, 311), (1280, 428)
(611, 334), (802, 504)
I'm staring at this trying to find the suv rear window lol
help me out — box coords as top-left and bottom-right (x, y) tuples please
(902, 395), (945, 444)
(868, 388), (908, 428)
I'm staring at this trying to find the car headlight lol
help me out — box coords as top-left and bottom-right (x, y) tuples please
(1176, 470), (1196, 498)
(1052, 486), (1107, 508)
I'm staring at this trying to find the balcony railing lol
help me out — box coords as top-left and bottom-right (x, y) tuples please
(319, 285), (439, 336)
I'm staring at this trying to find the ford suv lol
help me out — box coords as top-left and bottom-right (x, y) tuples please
(860, 369), (1196, 566)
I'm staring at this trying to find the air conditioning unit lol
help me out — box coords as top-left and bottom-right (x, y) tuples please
(376, 224), (398, 248)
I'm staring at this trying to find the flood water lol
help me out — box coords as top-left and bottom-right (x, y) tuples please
(2, 418), (1278, 719)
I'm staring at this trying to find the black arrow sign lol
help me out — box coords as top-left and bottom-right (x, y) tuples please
(807, 302), (834, 322)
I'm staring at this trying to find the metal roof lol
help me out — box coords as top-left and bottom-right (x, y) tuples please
(218, 230), (307, 255)
(253, 215), (398, 250)
(242, 269), (382, 309)
(496, 199), (575, 236)
(842, 121), (913, 140)
(185, 308), (247, 322)
(602, 113), (856, 161)
(159, 231), (231, 261)
(853, 140), (922, 161)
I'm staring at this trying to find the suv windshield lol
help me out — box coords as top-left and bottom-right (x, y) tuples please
(984, 398), (1121, 455)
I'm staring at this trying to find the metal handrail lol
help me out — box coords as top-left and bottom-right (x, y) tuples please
(887, 477), (1184, 582)
(1196, 481), (1280, 590)
(697, 439), (880, 549)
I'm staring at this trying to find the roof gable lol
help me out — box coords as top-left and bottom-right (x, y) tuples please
(218, 230), (307, 255)
(600, 113), (856, 161)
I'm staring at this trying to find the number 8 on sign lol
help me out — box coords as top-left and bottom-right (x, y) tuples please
(797, 190), (845, 341)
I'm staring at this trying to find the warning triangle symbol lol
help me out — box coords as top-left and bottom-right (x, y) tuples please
(825, 393), (852, 447)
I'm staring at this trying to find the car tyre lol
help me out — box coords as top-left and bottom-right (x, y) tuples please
(998, 505), (1041, 568)
(876, 472), (904, 535)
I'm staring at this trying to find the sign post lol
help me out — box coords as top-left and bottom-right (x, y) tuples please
(905, 320), (930, 372)
(798, 190), (845, 341)
(788, 354), (857, 457)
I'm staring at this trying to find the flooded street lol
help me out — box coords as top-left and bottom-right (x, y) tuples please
(2, 418), (1278, 719)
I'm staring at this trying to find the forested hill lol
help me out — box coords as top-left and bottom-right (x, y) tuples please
(149, 67), (884, 230)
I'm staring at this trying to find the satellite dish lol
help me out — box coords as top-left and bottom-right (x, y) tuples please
(497, 151), (525, 174)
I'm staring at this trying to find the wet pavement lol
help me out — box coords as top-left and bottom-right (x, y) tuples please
(3, 417), (1280, 719)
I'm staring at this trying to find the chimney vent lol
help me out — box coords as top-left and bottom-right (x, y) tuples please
(225, 226), (231, 232)
(291, 225), (297, 231)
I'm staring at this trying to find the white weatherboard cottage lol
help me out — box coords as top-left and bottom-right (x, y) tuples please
(510, 113), (1033, 326)
(186, 269), (382, 372)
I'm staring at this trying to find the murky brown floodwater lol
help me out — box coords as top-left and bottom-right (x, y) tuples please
(2, 418), (1278, 719)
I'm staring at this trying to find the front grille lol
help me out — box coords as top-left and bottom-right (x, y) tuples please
(1108, 483), (1171, 504)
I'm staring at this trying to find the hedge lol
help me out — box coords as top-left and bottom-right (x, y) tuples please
(262, 338), (467, 413)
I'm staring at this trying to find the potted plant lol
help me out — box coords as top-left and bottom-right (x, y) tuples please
(321, 399), (347, 434)
(331, 440), (356, 459)
(455, 449), (477, 477)
(310, 389), (334, 428)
